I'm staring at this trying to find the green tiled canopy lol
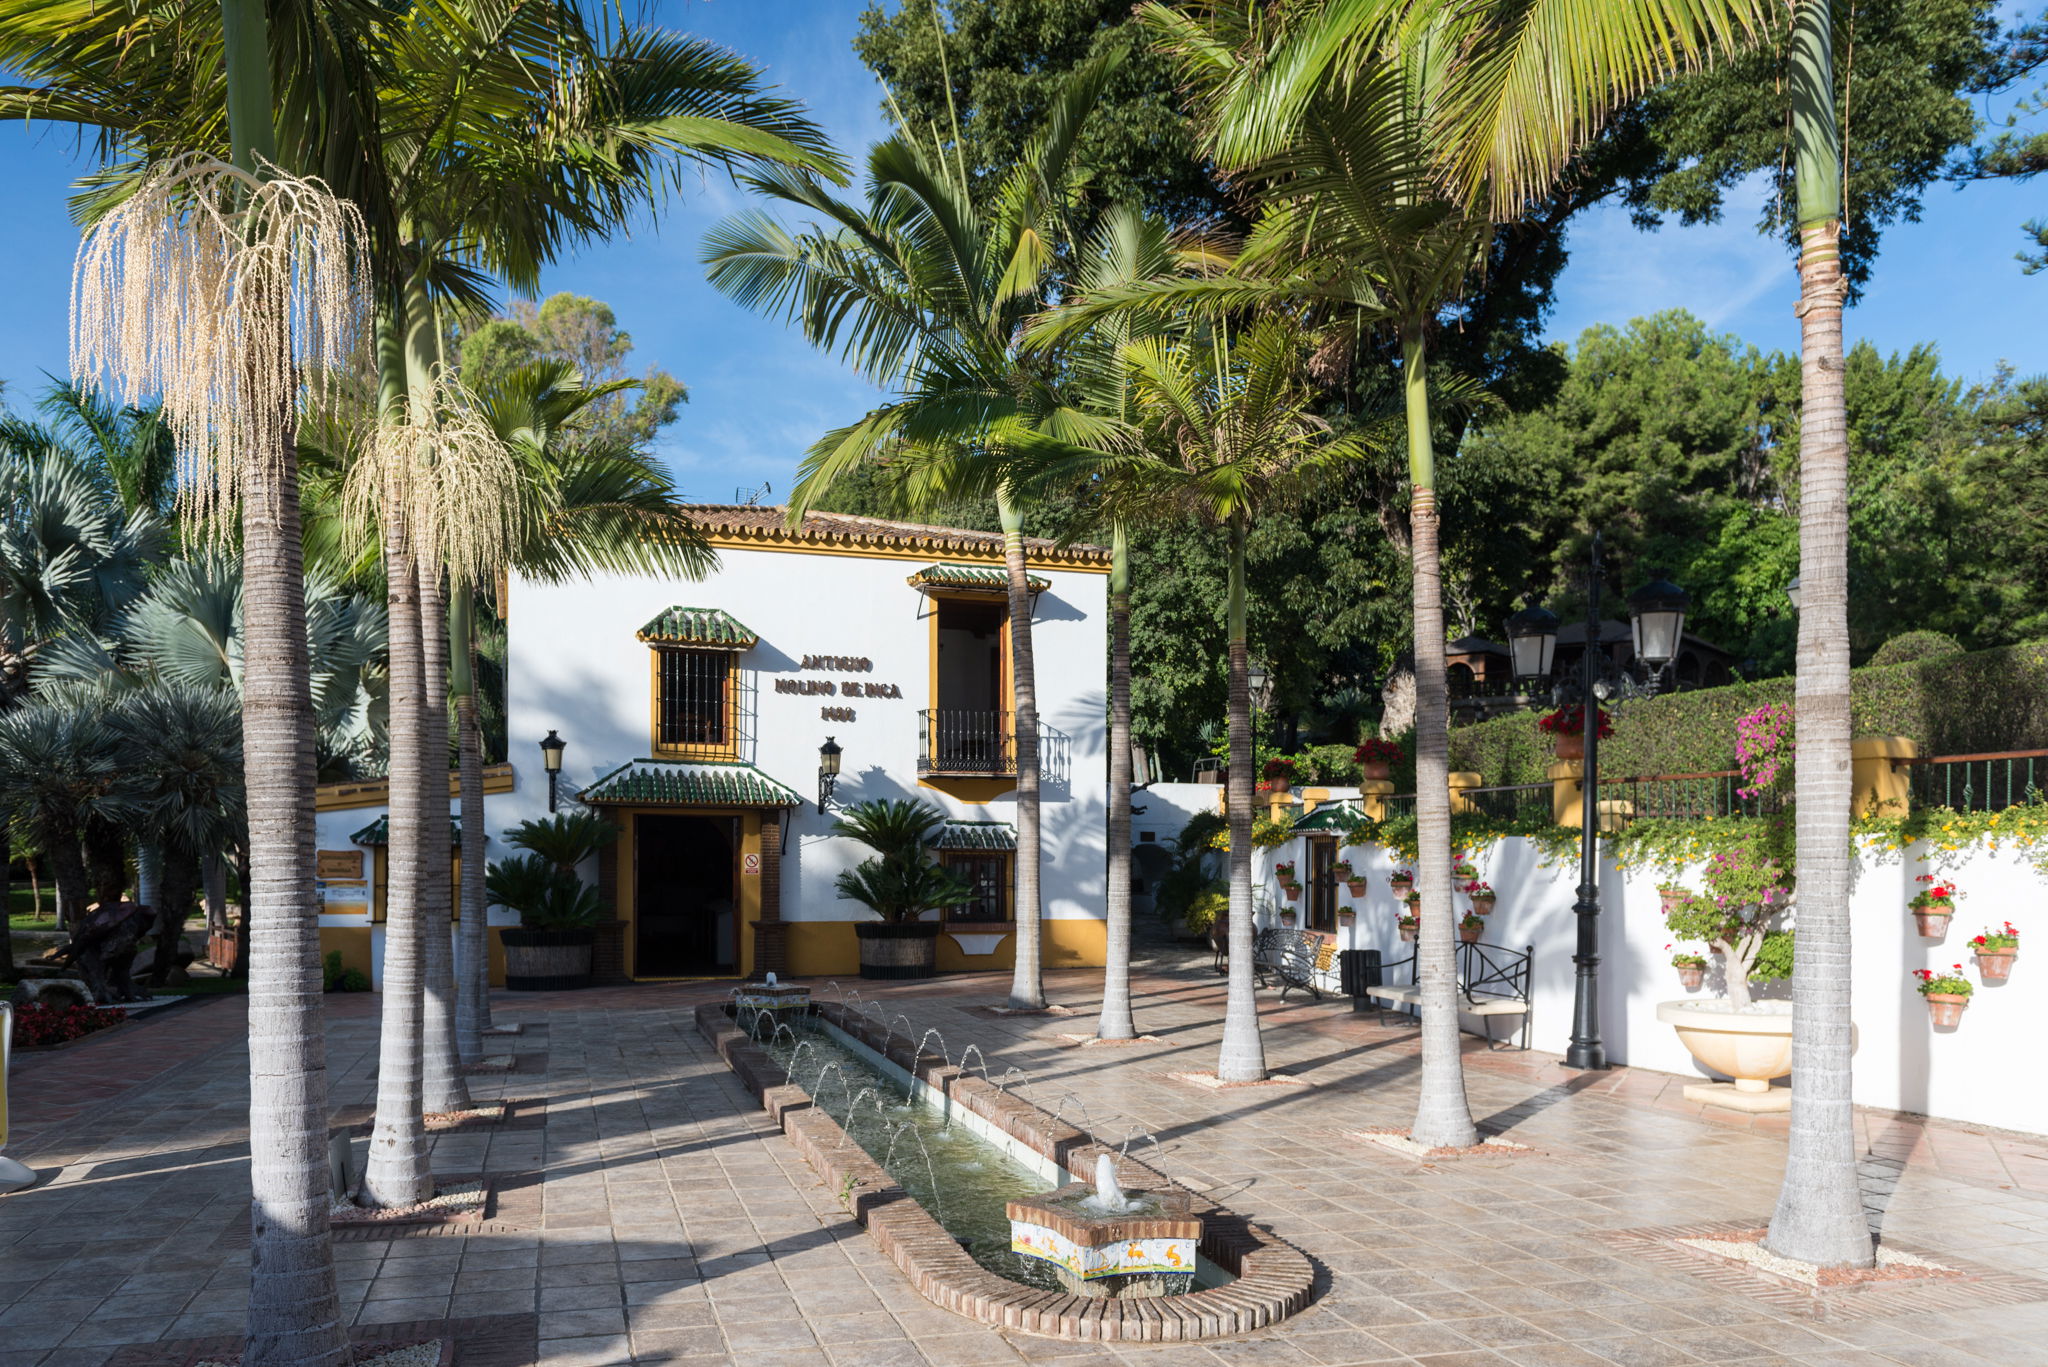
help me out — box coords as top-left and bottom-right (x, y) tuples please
(581, 759), (802, 808)
(905, 563), (1049, 594)
(635, 606), (759, 648)
(928, 820), (1017, 851)
(1290, 801), (1365, 832)
(350, 816), (466, 846)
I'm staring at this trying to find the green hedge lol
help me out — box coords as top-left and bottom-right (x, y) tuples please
(1448, 640), (2048, 786)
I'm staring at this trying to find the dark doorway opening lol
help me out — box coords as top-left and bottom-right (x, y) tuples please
(634, 813), (739, 976)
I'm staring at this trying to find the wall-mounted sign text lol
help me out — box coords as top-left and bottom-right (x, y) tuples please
(775, 651), (903, 702)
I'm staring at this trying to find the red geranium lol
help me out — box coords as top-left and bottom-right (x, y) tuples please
(1262, 756), (1298, 781)
(9, 1002), (124, 1047)
(1353, 739), (1403, 766)
(1537, 704), (1613, 739)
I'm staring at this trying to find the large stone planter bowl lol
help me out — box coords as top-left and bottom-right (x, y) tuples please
(1656, 1000), (1795, 1114)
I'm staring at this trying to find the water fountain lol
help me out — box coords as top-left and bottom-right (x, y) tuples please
(1006, 1153), (1201, 1299)
(735, 970), (810, 1016)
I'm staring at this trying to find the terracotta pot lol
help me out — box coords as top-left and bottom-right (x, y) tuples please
(1471, 895), (1496, 916)
(1267, 776), (1291, 793)
(1659, 888), (1688, 917)
(1360, 760), (1393, 782)
(1390, 878), (1414, 898)
(1282, 883), (1302, 901)
(1458, 924), (1481, 944)
(1344, 880), (1368, 898)
(1676, 965), (1705, 991)
(1337, 910), (1355, 926)
(1976, 949), (2017, 982)
(1913, 909), (1953, 938)
(1554, 733), (1585, 761)
(1924, 992), (1969, 1028)
(1398, 924), (1416, 942)
(1279, 910), (1297, 928)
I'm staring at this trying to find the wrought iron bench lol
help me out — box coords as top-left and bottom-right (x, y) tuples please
(1253, 928), (1336, 1002)
(1356, 940), (1534, 1049)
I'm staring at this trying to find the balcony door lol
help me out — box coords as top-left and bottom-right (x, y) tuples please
(930, 598), (1009, 773)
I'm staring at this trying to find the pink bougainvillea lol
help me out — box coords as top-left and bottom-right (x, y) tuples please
(1735, 703), (1796, 800)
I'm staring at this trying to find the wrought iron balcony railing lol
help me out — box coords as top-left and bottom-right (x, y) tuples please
(918, 709), (1015, 777)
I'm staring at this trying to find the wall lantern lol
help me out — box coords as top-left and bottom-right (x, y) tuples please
(818, 736), (843, 815)
(539, 729), (567, 812)
(1785, 574), (1803, 614)
(1504, 596), (1560, 687)
(1627, 574), (1691, 673)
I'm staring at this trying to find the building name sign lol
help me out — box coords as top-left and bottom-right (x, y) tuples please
(777, 653), (904, 720)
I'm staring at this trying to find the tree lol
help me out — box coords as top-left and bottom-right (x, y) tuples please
(704, 51), (1125, 1011)
(1765, 0), (1875, 1272)
(458, 294), (687, 450)
(0, 689), (143, 922)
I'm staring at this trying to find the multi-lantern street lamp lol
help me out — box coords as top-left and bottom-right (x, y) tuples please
(1503, 534), (1692, 1070)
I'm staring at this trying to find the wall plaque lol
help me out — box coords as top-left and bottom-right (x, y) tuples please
(316, 850), (364, 880)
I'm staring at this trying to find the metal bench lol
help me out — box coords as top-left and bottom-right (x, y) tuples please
(1356, 940), (1534, 1049)
(1254, 928), (1336, 1002)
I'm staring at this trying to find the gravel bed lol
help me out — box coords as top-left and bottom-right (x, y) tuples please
(1348, 1128), (1534, 1158)
(198, 1339), (442, 1367)
(1677, 1231), (1962, 1286)
(331, 1183), (487, 1224)
(1166, 1070), (1308, 1089)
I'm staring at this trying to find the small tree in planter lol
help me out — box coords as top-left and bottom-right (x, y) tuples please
(1910, 875), (1957, 937)
(1912, 965), (1973, 1026)
(1353, 738), (1402, 782)
(1970, 922), (2019, 982)
(487, 853), (604, 990)
(1462, 880), (1495, 914)
(505, 810), (622, 876)
(1663, 838), (1794, 1010)
(1668, 944), (1708, 991)
(831, 800), (974, 979)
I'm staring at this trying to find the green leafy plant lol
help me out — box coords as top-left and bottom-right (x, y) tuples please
(829, 798), (972, 923)
(1971, 922), (2019, 952)
(486, 852), (602, 930)
(1274, 860), (1299, 886)
(1668, 945), (1708, 970)
(1332, 859), (1355, 880)
(1661, 818), (1794, 1008)
(1909, 874), (1957, 911)
(1912, 965), (1973, 997)
(321, 951), (370, 992)
(1459, 912), (1485, 932)
(1183, 883), (1228, 935)
(503, 810), (621, 875)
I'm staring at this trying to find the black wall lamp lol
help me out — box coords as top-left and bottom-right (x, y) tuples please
(539, 729), (566, 812)
(818, 736), (842, 814)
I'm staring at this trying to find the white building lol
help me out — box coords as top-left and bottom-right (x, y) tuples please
(485, 505), (1113, 981)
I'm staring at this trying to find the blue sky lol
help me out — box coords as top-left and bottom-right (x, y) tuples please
(0, 0), (2040, 498)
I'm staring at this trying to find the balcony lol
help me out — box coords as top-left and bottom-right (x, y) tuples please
(919, 709), (1015, 777)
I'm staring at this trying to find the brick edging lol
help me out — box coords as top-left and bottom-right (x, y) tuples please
(694, 1001), (1314, 1341)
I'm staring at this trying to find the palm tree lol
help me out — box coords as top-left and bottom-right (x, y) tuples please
(0, 689), (143, 922)
(703, 53), (1125, 1010)
(1117, 0), (1763, 1145)
(1764, 0), (1871, 1271)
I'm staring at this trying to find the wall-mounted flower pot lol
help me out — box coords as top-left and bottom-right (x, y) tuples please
(1282, 883), (1302, 901)
(1924, 992), (1969, 1027)
(1471, 895), (1496, 916)
(1279, 909), (1298, 928)
(1976, 949), (2017, 982)
(1458, 924), (1481, 944)
(1359, 760), (1393, 782)
(1913, 910), (1953, 938)
(1344, 880), (1367, 898)
(1659, 888), (1688, 917)
(1389, 878), (1414, 899)
(1337, 910), (1355, 926)
(1398, 924), (1416, 942)
(1675, 965), (1705, 991)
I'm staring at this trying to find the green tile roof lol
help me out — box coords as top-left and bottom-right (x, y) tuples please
(1290, 801), (1365, 833)
(929, 820), (1017, 851)
(350, 816), (467, 846)
(905, 563), (1049, 594)
(580, 759), (802, 808)
(636, 606), (759, 648)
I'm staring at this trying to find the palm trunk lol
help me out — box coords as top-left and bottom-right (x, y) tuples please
(1000, 487), (1046, 1010)
(45, 838), (90, 931)
(1402, 330), (1477, 1149)
(231, 843), (251, 981)
(1096, 525), (1137, 1041)
(418, 565), (470, 1113)
(1217, 514), (1268, 1082)
(136, 843), (162, 915)
(452, 590), (492, 1062)
(1766, 0), (1871, 1270)
(362, 287), (433, 1206)
(148, 850), (201, 985)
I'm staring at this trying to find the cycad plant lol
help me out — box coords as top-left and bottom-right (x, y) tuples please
(504, 810), (622, 877)
(704, 51), (1127, 1011)
(829, 799), (973, 923)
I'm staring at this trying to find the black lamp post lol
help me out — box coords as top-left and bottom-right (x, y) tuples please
(539, 729), (566, 813)
(1513, 539), (1692, 1071)
(818, 736), (842, 814)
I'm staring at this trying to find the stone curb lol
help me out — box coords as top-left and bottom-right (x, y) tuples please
(695, 1001), (1314, 1341)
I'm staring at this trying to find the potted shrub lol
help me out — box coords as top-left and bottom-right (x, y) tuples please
(1333, 858), (1364, 897)
(489, 853), (603, 990)
(1262, 756), (1298, 793)
(1463, 880), (1495, 914)
(1279, 906), (1298, 928)
(1971, 922), (2019, 982)
(1653, 829), (1800, 1104)
(1353, 738), (1402, 783)
(1451, 859), (1478, 880)
(1538, 702), (1611, 762)
(832, 800), (974, 980)
(1389, 868), (1415, 898)
(1337, 907), (1355, 927)
(1458, 912), (1484, 944)
(1397, 912), (1418, 942)
(1913, 965), (1973, 1027)
(1668, 946), (1708, 992)
(1910, 875), (1957, 937)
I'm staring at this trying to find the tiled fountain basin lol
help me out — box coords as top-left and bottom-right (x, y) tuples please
(695, 1001), (1315, 1341)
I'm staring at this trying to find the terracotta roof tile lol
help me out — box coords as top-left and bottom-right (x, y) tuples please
(679, 505), (1111, 566)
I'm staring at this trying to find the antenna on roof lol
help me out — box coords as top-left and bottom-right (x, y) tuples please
(735, 481), (772, 506)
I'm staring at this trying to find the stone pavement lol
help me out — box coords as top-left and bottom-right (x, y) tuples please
(3, 955), (2048, 1367)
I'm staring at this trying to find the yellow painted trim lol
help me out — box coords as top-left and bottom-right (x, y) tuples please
(646, 646), (742, 763)
(318, 926), (374, 982)
(919, 777), (1018, 802)
(316, 763), (514, 812)
(686, 525), (1111, 572)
